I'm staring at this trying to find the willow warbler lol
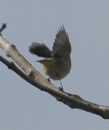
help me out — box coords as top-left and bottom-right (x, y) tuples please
(29, 26), (71, 87)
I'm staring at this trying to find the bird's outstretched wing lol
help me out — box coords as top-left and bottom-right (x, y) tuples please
(52, 26), (71, 58)
(29, 42), (51, 58)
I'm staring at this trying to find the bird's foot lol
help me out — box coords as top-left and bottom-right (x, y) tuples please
(47, 78), (50, 82)
(58, 86), (63, 91)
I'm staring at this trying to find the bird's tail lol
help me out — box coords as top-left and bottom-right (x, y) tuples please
(29, 42), (51, 58)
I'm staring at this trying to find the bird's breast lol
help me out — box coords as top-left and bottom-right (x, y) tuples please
(41, 57), (71, 80)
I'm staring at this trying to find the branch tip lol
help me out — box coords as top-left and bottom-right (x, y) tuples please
(0, 23), (7, 34)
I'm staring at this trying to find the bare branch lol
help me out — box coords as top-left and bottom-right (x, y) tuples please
(0, 55), (41, 87)
(0, 35), (109, 119)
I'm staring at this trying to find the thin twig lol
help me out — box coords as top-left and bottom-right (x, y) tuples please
(0, 23), (7, 34)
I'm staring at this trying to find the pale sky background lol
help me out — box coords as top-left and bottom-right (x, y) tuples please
(0, 0), (109, 130)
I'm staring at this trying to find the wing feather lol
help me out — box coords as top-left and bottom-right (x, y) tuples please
(52, 26), (71, 58)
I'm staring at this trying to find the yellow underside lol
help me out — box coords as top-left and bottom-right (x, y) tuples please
(39, 58), (71, 80)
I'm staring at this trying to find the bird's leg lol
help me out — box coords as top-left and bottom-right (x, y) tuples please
(56, 73), (63, 91)
(59, 79), (63, 91)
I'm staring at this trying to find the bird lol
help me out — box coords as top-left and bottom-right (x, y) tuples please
(29, 26), (71, 88)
